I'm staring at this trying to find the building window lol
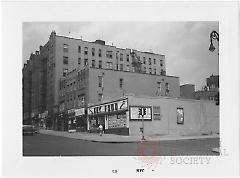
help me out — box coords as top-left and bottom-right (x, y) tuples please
(98, 49), (102, 57)
(149, 68), (152, 74)
(106, 51), (113, 58)
(177, 108), (184, 124)
(106, 62), (113, 69)
(153, 106), (161, 120)
(126, 54), (130, 62)
(119, 78), (123, 89)
(98, 93), (103, 102)
(92, 60), (95, 68)
(84, 47), (88, 55)
(165, 83), (170, 94)
(120, 64), (123, 71)
(161, 69), (166, 76)
(154, 58), (156, 64)
(99, 60), (102, 68)
(157, 82), (162, 91)
(149, 58), (151, 65)
(143, 67), (146, 73)
(63, 56), (68, 65)
(154, 68), (157, 75)
(120, 54), (123, 61)
(78, 46), (81, 53)
(63, 69), (68, 77)
(92, 48), (95, 56)
(98, 76), (103, 87)
(84, 58), (88, 66)
(160, 60), (163, 67)
(63, 44), (68, 52)
(143, 57), (146, 64)
(78, 57), (81, 65)
(126, 65), (130, 72)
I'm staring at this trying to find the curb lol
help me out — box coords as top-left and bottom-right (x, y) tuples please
(38, 130), (219, 143)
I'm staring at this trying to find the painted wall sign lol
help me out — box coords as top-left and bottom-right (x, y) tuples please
(75, 108), (85, 116)
(129, 106), (152, 120)
(88, 99), (128, 115)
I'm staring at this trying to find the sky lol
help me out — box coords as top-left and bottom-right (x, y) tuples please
(23, 22), (219, 91)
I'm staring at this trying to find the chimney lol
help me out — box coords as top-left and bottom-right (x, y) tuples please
(35, 51), (39, 55)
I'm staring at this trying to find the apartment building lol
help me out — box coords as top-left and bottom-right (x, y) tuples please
(23, 31), (177, 129)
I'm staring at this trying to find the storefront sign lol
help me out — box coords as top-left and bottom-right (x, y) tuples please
(75, 108), (85, 116)
(88, 99), (128, 115)
(129, 106), (152, 120)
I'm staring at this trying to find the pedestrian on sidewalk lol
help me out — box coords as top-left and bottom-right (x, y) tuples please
(99, 124), (103, 136)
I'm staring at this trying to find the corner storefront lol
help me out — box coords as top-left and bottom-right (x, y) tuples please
(87, 98), (129, 135)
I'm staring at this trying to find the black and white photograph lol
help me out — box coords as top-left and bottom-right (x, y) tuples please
(1, 1), (240, 177)
(22, 21), (220, 157)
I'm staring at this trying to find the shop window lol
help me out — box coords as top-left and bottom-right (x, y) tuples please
(177, 108), (184, 124)
(149, 68), (152, 74)
(153, 106), (161, 120)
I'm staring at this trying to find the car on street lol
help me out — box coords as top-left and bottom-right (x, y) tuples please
(23, 125), (34, 136)
(32, 125), (39, 133)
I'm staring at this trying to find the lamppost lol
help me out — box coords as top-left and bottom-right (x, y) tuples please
(209, 30), (219, 53)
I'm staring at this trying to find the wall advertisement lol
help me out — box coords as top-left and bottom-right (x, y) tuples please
(129, 106), (152, 120)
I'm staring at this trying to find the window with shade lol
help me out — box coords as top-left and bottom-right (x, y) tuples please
(153, 106), (161, 120)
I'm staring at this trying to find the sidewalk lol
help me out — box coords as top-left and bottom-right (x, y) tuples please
(39, 129), (219, 143)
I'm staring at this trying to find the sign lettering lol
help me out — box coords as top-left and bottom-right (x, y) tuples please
(88, 99), (128, 115)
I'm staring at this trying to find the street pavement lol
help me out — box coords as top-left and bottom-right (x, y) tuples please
(23, 134), (220, 156)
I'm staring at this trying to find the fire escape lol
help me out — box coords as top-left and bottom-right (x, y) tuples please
(131, 51), (142, 73)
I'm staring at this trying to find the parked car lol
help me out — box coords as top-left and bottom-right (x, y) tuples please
(32, 125), (39, 133)
(23, 125), (34, 136)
